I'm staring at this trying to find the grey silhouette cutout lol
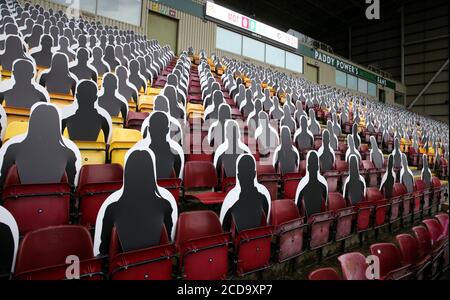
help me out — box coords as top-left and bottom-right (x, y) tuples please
(97, 73), (128, 120)
(343, 154), (366, 205)
(380, 155), (396, 198)
(39, 52), (76, 95)
(30, 34), (53, 67)
(295, 115), (314, 151)
(0, 35), (31, 71)
(421, 154), (432, 188)
(319, 130), (335, 172)
(69, 48), (97, 82)
(116, 65), (137, 105)
(352, 123), (361, 149)
(400, 153), (414, 193)
(274, 126), (299, 175)
(370, 136), (384, 169)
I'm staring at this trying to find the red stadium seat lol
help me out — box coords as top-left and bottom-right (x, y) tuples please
(366, 188), (389, 230)
(414, 179), (430, 219)
(2, 165), (71, 235)
(327, 192), (355, 241)
(14, 226), (103, 280)
(412, 226), (442, 279)
(281, 173), (301, 200)
(76, 164), (123, 229)
(395, 233), (431, 280)
(256, 163), (280, 200)
(430, 177), (443, 212)
(361, 160), (378, 187)
(391, 183), (413, 225)
(108, 226), (176, 280)
(158, 178), (183, 204)
(338, 252), (368, 280)
(175, 211), (230, 280)
(435, 213), (449, 236)
(387, 183), (405, 225)
(369, 243), (412, 280)
(308, 267), (340, 280)
(270, 200), (306, 262)
(183, 161), (227, 205)
(125, 111), (149, 131)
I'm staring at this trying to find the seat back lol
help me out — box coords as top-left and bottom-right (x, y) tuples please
(435, 214), (449, 236)
(183, 161), (217, 189)
(412, 226), (433, 258)
(335, 160), (348, 172)
(338, 252), (368, 280)
(369, 243), (404, 279)
(395, 234), (420, 265)
(270, 200), (300, 226)
(15, 226), (94, 276)
(422, 219), (444, 245)
(77, 164), (123, 188)
(366, 187), (383, 202)
(327, 192), (347, 212)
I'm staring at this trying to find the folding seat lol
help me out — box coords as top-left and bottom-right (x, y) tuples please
(361, 160), (378, 187)
(308, 267), (341, 280)
(395, 233), (431, 279)
(108, 227), (176, 280)
(76, 164), (123, 230)
(175, 211), (231, 280)
(388, 183), (406, 225)
(430, 177), (444, 213)
(2, 165), (71, 235)
(408, 147), (420, 167)
(126, 111), (149, 131)
(183, 161), (227, 205)
(413, 179), (429, 219)
(327, 192), (355, 242)
(365, 187), (389, 230)
(335, 159), (349, 188)
(256, 163), (280, 200)
(369, 243), (412, 280)
(4, 107), (31, 125)
(337, 252), (368, 280)
(108, 128), (142, 167)
(3, 121), (28, 143)
(281, 173), (301, 200)
(359, 144), (370, 160)
(422, 218), (448, 270)
(232, 216), (274, 276)
(63, 128), (107, 165)
(435, 213), (449, 236)
(412, 226), (442, 279)
(270, 200), (306, 262)
(158, 177), (183, 204)
(186, 153), (213, 162)
(14, 226), (104, 280)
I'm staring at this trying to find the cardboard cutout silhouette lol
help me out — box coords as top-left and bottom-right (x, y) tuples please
(307, 109), (321, 136)
(400, 153), (415, 193)
(0, 104), (6, 140)
(392, 138), (402, 169)
(280, 104), (296, 134)
(24, 23), (42, 48)
(0, 206), (19, 278)
(56, 36), (76, 61)
(421, 154), (432, 188)
(332, 113), (342, 137)
(128, 59), (146, 94)
(214, 120), (251, 178)
(204, 89), (224, 122)
(137, 111), (184, 179)
(69, 47), (97, 82)
(115, 45), (128, 67)
(93, 148), (178, 256)
(380, 155), (396, 198)
(295, 151), (328, 216)
(352, 123), (361, 149)
(343, 154), (366, 205)
(255, 111), (279, 157)
(273, 126), (300, 175)
(326, 120), (338, 150)
(0, 102), (81, 188)
(39, 52), (77, 95)
(116, 65), (138, 105)
(89, 46), (109, 77)
(0, 34), (33, 71)
(61, 80), (112, 143)
(269, 96), (283, 120)
(234, 84), (245, 107)
(318, 129), (335, 172)
(369, 136), (384, 169)
(162, 84), (185, 121)
(294, 115), (314, 151)
(30, 33), (53, 67)
(97, 72), (128, 120)
(345, 134), (362, 164)
(103, 44), (119, 72)
(0, 59), (49, 109)
(219, 154), (271, 232)
(208, 103), (231, 149)
(294, 100), (306, 127)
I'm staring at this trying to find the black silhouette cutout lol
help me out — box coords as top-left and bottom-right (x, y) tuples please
(69, 48), (97, 82)
(116, 65), (138, 105)
(61, 80), (111, 142)
(103, 45), (119, 71)
(128, 59), (146, 94)
(352, 123), (361, 149)
(345, 134), (362, 165)
(163, 85), (185, 120)
(270, 96), (283, 120)
(273, 126), (300, 175)
(24, 23), (43, 49)
(90, 46), (109, 77)
(294, 115), (314, 151)
(56, 36), (76, 61)
(392, 138), (402, 169)
(0, 34), (32, 71)
(281, 104), (296, 134)
(295, 151), (328, 216)
(318, 130), (335, 172)
(0, 59), (49, 109)
(93, 148), (178, 255)
(208, 103), (231, 149)
(220, 154), (271, 232)
(214, 120), (250, 178)
(30, 34), (53, 68)
(326, 120), (338, 150)
(370, 136), (384, 169)
(39, 52), (76, 95)
(400, 153), (414, 193)
(308, 109), (320, 136)
(0, 103), (80, 188)
(98, 72), (128, 120)
(343, 154), (366, 205)
(421, 154), (432, 188)
(255, 111), (279, 157)
(380, 155), (396, 198)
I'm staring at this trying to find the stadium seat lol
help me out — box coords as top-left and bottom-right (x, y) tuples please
(367, 187), (389, 230)
(63, 128), (106, 165)
(76, 164), (123, 229)
(361, 160), (378, 187)
(395, 233), (431, 280)
(430, 177), (444, 213)
(281, 173), (301, 200)
(327, 192), (355, 241)
(256, 163), (280, 200)
(108, 226), (176, 280)
(337, 252), (368, 280)
(414, 179), (430, 220)
(308, 267), (340, 280)
(412, 226), (442, 279)
(108, 128), (142, 167)
(3, 121), (28, 143)
(2, 165), (71, 235)
(175, 211), (230, 280)
(422, 218), (448, 270)
(270, 200), (306, 262)
(125, 111), (149, 131)
(14, 226), (103, 280)
(369, 243), (412, 280)
(183, 161), (227, 205)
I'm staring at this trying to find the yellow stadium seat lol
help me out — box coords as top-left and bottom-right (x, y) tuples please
(109, 128), (142, 167)
(111, 116), (124, 129)
(128, 100), (137, 112)
(3, 105), (30, 124)
(4, 121), (28, 143)
(63, 129), (106, 165)
(138, 94), (155, 112)
(186, 103), (204, 119)
(147, 87), (160, 96)
(0, 68), (12, 80)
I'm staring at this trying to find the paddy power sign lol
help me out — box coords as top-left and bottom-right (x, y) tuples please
(313, 50), (395, 89)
